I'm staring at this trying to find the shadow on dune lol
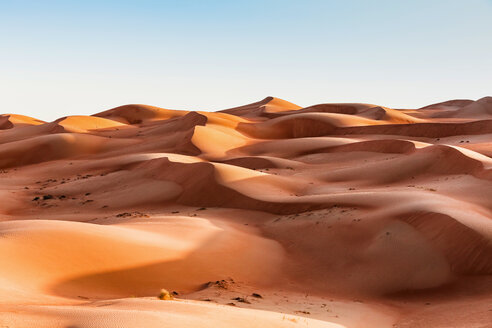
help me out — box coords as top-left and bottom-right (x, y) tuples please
(49, 247), (233, 299)
(129, 157), (329, 214)
(48, 221), (283, 300)
(236, 118), (492, 139)
(399, 211), (492, 275)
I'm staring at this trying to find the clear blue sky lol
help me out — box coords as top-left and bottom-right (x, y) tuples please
(1, 0), (491, 120)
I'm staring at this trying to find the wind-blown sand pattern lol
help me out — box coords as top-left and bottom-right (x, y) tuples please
(1, 96), (492, 327)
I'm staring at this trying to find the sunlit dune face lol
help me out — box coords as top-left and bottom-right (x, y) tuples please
(263, 97), (303, 113)
(1, 114), (45, 126)
(56, 116), (127, 131)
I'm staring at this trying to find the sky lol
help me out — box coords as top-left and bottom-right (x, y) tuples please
(1, 0), (492, 121)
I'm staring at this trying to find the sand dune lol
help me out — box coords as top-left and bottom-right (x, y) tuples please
(0, 114), (45, 128)
(55, 115), (127, 132)
(94, 104), (188, 124)
(1, 96), (491, 327)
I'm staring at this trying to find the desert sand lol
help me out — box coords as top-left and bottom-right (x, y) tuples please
(0, 96), (491, 327)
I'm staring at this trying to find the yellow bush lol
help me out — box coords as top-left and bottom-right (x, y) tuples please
(158, 289), (174, 300)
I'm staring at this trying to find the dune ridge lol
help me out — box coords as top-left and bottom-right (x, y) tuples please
(0, 96), (491, 327)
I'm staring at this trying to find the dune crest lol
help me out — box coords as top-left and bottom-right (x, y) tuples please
(1, 97), (491, 327)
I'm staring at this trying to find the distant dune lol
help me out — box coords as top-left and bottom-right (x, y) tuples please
(0, 97), (491, 327)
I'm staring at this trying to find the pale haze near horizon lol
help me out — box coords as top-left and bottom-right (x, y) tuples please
(1, 0), (491, 121)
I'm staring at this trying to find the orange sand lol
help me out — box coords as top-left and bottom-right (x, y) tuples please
(0, 96), (491, 327)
